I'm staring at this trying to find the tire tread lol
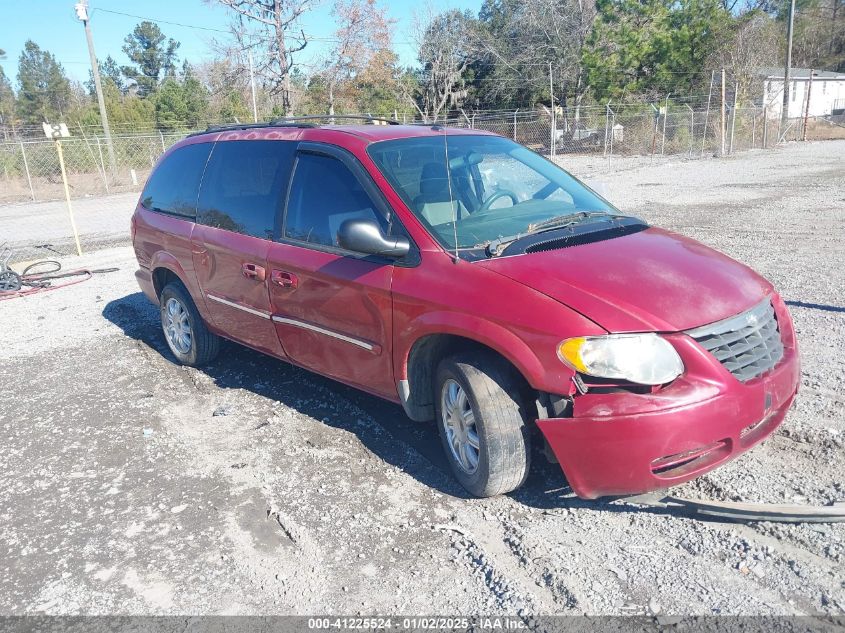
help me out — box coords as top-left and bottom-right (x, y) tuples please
(436, 351), (530, 497)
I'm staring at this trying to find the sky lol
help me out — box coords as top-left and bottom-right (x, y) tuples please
(0, 0), (482, 87)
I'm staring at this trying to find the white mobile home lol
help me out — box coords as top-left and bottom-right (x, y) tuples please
(760, 68), (845, 119)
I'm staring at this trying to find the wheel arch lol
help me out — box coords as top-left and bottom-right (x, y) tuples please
(149, 252), (191, 301)
(397, 316), (547, 421)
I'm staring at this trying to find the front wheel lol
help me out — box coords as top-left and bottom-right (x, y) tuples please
(159, 281), (220, 366)
(435, 352), (531, 497)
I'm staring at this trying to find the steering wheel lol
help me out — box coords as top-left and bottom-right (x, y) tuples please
(478, 189), (519, 213)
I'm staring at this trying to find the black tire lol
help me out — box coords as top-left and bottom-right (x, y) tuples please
(159, 281), (220, 366)
(435, 352), (531, 497)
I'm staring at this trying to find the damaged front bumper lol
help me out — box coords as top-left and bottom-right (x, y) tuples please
(537, 331), (800, 499)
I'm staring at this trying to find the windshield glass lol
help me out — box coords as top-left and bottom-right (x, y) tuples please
(367, 134), (620, 251)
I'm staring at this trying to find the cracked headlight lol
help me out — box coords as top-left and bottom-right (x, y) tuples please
(557, 333), (684, 386)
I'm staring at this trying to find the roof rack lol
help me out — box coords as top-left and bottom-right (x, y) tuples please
(188, 114), (402, 137)
(270, 114), (401, 126)
(188, 121), (314, 137)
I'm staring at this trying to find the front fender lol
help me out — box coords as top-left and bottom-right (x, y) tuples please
(395, 310), (576, 397)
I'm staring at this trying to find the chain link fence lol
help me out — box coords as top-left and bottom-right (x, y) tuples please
(1, 106), (843, 263)
(0, 132), (185, 205)
(441, 104), (800, 158)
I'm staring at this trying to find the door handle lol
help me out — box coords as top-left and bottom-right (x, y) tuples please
(242, 262), (266, 281)
(271, 270), (298, 289)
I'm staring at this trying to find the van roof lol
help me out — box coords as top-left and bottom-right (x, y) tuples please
(187, 121), (496, 143)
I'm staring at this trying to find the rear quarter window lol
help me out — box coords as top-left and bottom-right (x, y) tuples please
(197, 140), (296, 240)
(141, 142), (212, 218)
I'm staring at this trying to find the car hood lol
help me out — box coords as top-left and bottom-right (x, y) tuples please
(476, 227), (772, 332)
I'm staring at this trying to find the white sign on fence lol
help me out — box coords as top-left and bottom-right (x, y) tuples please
(41, 122), (70, 139)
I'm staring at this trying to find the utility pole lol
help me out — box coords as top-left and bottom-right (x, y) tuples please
(701, 70), (715, 155)
(548, 62), (556, 156)
(781, 0), (796, 134)
(248, 50), (258, 123)
(720, 69), (726, 155)
(75, 1), (117, 177)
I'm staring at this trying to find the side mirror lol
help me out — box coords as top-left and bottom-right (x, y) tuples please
(337, 219), (410, 259)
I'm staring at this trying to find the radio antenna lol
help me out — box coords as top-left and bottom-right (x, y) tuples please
(438, 124), (460, 264)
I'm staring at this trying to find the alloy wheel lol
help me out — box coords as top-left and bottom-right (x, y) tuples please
(440, 378), (481, 475)
(163, 297), (192, 355)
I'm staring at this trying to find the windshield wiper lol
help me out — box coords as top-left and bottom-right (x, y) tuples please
(526, 211), (612, 233)
(485, 233), (525, 257)
(484, 211), (615, 257)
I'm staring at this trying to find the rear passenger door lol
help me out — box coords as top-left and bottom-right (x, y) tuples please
(192, 140), (295, 357)
(266, 143), (403, 398)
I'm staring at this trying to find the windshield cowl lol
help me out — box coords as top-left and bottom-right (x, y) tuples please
(489, 216), (648, 259)
(485, 211), (625, 257)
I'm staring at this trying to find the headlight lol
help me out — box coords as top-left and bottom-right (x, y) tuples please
(557, 334), (684, 386)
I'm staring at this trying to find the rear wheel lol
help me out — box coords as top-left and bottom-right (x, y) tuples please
(435, 352), (531, 497)
(159, 281), (219, 366)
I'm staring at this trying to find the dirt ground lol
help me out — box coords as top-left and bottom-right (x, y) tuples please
(1, 140), (843, 618)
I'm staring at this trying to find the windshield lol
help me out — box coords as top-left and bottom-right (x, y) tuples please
(367, 134), (620, 251)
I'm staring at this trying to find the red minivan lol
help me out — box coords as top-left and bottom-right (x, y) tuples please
(131, 118), (800, 499)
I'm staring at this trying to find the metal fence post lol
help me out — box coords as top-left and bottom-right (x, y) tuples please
(79, 128), (108, 193)
(729, 83), (738, 154)
(603, 103), (610, 157)
(650, 103), (659, 159)
(685, 104), (694, 157)
(763, 106), (768, 148)
(159, 130), (166, 153)
(513, 110), (518, 140)
(609, 107), (615, 165)
(660, 94), (670, 155)
(752, 107), (757, 148)
(19, 140), (35, 201)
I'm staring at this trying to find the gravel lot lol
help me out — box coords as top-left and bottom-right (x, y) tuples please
(1, 140), (843, 618)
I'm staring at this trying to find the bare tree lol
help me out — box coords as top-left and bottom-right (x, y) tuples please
(322, 0), (394, 115)
(471, 0), (596, 114)
(791, 0), (845, 70)
(712, 12), (780, 102)
(411, 6), (476, 121)
(213, 0), (315, 114)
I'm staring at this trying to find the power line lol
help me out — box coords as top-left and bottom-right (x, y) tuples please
(88, 6), (419, 46)
(90, 8), (232, 34)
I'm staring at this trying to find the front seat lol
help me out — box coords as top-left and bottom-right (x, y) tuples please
(413, 162), (465, 226)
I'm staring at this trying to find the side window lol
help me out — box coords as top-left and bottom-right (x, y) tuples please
(141, 142), (212, 218)
(284, 153), (387, 248)
(197, 140), (296, 239)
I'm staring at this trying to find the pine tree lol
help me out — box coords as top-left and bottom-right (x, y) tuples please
(122, 21), (180, 97)
(0, 66), (16, 131)
(16, 40), (71, 124)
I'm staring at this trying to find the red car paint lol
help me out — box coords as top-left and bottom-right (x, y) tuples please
(132, 124), (799, 499)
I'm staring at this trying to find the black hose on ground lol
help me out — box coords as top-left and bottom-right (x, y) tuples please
(0, 260), (119, 299)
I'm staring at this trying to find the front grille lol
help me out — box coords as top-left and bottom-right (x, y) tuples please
(686, 298), (784, 382)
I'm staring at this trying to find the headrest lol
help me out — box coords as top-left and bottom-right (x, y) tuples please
(419, 162), (451, 200)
